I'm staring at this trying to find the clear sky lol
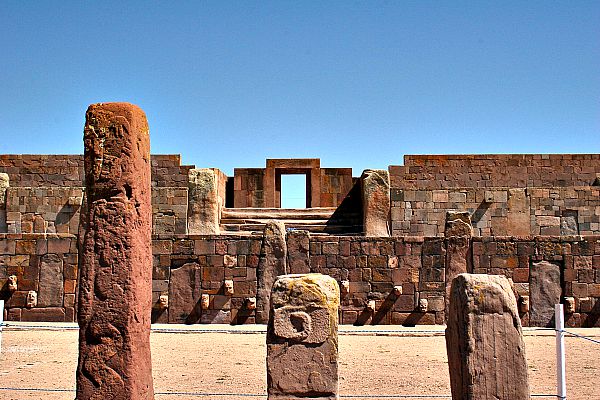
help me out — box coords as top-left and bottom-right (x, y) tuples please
(1, 1), (598, 177)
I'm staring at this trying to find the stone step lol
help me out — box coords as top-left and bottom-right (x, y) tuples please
(221, 223), (362, 234)
(222, 207), (340, 220)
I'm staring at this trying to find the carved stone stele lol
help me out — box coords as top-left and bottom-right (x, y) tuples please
(188, 168), (221, 234)
(267, 274), (340, 400)
(446, 274), (529, 400)
(256, 221), (287, 324)
(76, 102), (154, 400)
(361, 169), (390, 237)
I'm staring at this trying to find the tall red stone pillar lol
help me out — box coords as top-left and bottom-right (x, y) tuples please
(76, 103), (154, 400)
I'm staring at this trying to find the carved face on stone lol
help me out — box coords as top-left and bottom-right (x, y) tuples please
(8, 275), (17, 292)
(224, 280), (234, 296)
(340, 280), (350, 294)
(518, 295), (530, 313)
(367, 300), (376, 312)
(564, 297), (575, 314)
(26, 290), (37, 308)
(245, 297), (256, 310)
(273, 306), (330, 344)
(201, 294), (210, 309)
(158, 294), (169, 310)
(418, 298), (428, 313)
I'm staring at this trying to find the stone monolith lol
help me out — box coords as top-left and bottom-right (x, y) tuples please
(76, 102), (154, 399)
(361, 169), (390, 236)
(256, 221), (287, 323)
(444, 211), (472, 319)
(529, 260), (561, 327)
(188, 168), (221, 234)
(267, 274), (340, 400)
(446, 273), (529, 400)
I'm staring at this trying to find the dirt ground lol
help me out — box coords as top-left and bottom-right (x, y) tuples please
(0, 325), (598, 400)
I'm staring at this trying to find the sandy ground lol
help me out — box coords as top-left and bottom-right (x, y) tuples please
(0, 325), (599, 400)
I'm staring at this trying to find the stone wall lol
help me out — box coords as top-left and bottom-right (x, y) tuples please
(2, 233), (598, 327)
(391, 186), (600, 237)
(389, 154), (600, 189)
(0, 154), (194, 188)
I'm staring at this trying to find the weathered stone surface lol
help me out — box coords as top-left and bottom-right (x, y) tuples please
(444, 211), (472, 320)
(0, 172), (8, 205)
(256, 221), (287, 324)
(0, 172), (8, 232)
(188, 168), (221, 234)
(76, 102), (154, 399)
(505, 188), (530, 236)
(446, 274), (529, 400)
(38, 254), (63, 307)
(361, 169), (390, 237)
(529, 260), (561, 327)
(267, 274), (339, 399)
(287, 230), (310, 274)
(168, 262), (201, 323)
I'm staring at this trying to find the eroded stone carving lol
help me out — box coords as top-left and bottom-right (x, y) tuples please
(224, 280), (234, 296)
(201, 293), (210, 310)
(418, 298), (428, 313)
(245, 297), (256, 310)
(518, 295), (530, 313)
(7, 275), (17, 292)
(158, 294), (169, 310)
(76, 102), (154, 400)
(564, 297), (575, 314)
(367, 299), (376, 312)
(267, 274), (339, 400)
(340, 280), (350, 294)
(446, 274), (530, 400)
(26, 290), (37, 308)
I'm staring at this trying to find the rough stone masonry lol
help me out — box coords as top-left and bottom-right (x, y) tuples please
(76, 103), (154, 400)
(446, 273), (529, 400)
(267, 274), (340, 400)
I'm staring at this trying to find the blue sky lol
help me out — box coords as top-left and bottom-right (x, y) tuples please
(1, 1), (598, 178)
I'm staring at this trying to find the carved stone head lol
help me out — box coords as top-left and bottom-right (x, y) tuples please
(564, 297), (575, 314)
(245, 297), (256, 310)
(7, 275), (17, 292)
(26, 290), (37, 308)
(224, 280), (234, 296)
(418, 298), (428, 313)
(158, 294), (169, 310)
(518, 295), (530, 313)
(340, 280), (350, 294)
(201, 293), (210, 309)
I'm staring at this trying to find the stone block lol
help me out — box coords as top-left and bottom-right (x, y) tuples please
(267, 274), (339, 399)
(446, 274), (529, 400)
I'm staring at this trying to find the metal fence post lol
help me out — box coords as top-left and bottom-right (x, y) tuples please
(555, 303), (567, 400)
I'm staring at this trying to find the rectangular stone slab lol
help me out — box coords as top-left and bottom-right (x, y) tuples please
(76, 102), (154, 400)
(529, 260), (561, 327)
(446, 273), (530, 400)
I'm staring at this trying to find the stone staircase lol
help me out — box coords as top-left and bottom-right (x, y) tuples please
(220, 207), (362, 235)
